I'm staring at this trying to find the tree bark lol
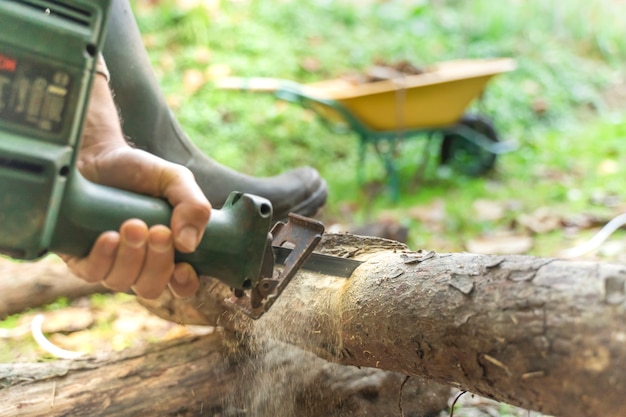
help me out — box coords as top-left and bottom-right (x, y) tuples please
(139, 234), (626, 417)
(0, 332), (449, 417)
(4, 233), (626, 417)
(0, 256), (106, 318)
(1, 334), (233, 417)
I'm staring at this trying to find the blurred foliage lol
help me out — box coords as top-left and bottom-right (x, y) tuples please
(130, 0), (626, 255)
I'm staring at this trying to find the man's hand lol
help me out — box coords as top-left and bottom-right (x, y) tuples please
(60, 74), (211, 299)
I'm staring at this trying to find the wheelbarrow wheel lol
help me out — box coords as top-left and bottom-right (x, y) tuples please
(440, 115), (499, 177)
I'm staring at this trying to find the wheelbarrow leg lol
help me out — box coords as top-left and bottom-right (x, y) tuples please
(356, 134), (400, 201)
(373, 139), (401, 202)
(411, 131), (438, 190)
(357, 135), (367, 186)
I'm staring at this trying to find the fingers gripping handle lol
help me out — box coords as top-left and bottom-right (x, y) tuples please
(50, 172), (273, 290)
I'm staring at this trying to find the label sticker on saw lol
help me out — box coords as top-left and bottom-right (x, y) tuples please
(0, 54), (17, 73)
(0, 52), (72, 134)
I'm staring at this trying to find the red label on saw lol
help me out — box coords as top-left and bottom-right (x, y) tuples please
(0, 54), (17, 73)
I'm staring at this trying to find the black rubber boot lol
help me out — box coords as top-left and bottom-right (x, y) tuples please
(102, 0), (327, 220)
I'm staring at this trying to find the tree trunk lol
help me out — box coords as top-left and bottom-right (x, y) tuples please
(4, 233), (626, 417)
(0, 256), (106, 318)
(0, 332), (450, 417)
(139, 234), (626, 417)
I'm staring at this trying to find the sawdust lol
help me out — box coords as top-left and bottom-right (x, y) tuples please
(221, 240), (455, 417)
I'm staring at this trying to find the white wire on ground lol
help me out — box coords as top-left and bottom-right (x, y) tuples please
(0, 323), (31, 339)
(30, 314), (86, 360)
(560, 212), (626, 259)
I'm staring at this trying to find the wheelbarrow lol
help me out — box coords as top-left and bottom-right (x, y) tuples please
(216, 58), (517, 200)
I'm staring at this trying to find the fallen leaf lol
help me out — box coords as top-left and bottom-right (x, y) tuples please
(194, 46), (212, 64)
(141, 33), (158, 48)
(590, 191), (623, 208)
(522, 79), (540, 95)
(113, 315), (147, 334)
(598, 159), (619, 175)
(532, 98), (548, 116)
(205, 63), (231, 80)
(300, 56), (321, 73)
(517, 207), (562, 234)
(562, 212), (605, 231)
(40, 308), (94, 334)
(49, 330), (94, 354)
(466, 234), (533, 255)
(166, 94), (183, 110)
(113, 313), (174, 335)
(159, 52), (177, 72)
(407, 199), (446, 230)
(183, 68), (206, 95)
(473, 199), (505, 222)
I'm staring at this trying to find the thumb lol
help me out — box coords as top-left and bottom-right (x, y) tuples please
(159, 164), (211, 253)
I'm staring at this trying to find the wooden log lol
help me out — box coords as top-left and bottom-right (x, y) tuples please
(0, 334), (233, 416)
(0, 256), (106, 319)
(0, 332), (450, 417)
(6, 232), (625, 416)
(139, 234), (626, 417)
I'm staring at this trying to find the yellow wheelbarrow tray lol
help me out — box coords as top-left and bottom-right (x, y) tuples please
(216, 58), (517, 199)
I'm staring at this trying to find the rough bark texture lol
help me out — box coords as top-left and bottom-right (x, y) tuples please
(4, 233), (626, 416)
(0, 256), (105, 318)
(139, 234), (626, 417)
(0, 332), (449, 417)
(1, 334), (233, 416)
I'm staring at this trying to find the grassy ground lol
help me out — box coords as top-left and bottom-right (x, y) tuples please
(133, 0), (626, 258)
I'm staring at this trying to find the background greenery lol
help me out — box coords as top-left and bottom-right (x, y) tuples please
(133, 0), (626, 258)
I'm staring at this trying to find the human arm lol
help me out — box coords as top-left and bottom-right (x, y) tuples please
(60, 72), (211, 299)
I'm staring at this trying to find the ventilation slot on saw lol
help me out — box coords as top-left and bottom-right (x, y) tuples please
(0, 157), (45, 175)
(7, 0), (93, 27)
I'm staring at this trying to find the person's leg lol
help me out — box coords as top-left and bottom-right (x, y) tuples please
(102, 0), (327, 220)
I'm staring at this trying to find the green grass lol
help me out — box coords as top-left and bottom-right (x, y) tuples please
(130, 0), (626, 257)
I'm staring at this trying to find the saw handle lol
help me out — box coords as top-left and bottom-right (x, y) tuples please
(50, 172), (273, 290)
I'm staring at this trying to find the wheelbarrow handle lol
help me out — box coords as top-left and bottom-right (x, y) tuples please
(214, 77), (302, 93)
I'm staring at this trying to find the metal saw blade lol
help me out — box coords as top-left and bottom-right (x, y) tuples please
(272, 245), (363, 278)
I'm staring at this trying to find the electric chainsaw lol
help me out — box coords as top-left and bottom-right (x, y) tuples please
(0, 0), (361, 319)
